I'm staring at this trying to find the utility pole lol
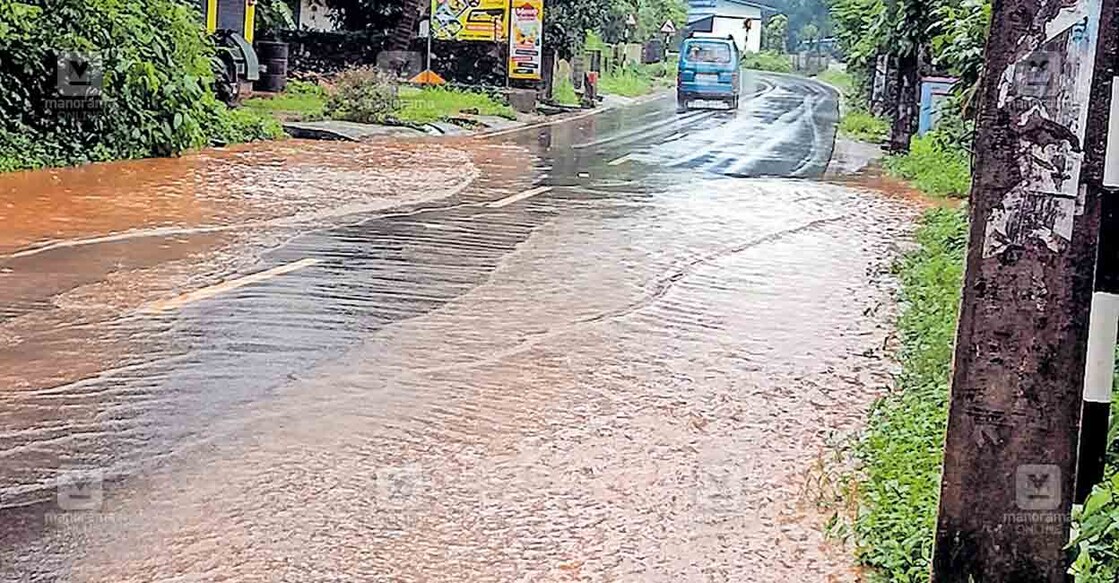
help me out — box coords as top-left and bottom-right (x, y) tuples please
(931, 0), (1118, 580)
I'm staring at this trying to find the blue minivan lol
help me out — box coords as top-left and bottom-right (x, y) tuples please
(676, 37), (741, 112)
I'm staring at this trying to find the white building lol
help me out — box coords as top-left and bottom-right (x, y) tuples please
(686, 0), (764, 53)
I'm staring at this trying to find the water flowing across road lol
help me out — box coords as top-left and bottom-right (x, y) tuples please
(0, 73), (915, 581)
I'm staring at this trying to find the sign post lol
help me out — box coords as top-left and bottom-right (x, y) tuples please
(507, 0), (544, 81)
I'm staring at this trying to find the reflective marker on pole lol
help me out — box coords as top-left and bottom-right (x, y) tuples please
(1082, 293), (1119, 405)
(1104, 78), (1119, 189)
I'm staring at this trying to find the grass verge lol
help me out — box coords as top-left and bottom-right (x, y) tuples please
(394, 86), (516, 125)
(883, 134), (971, 198)
(742, 50), (793, 73)
(598, 61), (677, 98)
(838, 206), (966, 582)
(840, 110), (891, 143)
(242, 80), (327, 121)
(816, 68), (891, 143)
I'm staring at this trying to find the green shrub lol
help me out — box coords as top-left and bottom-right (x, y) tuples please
(1071, 472), (1119, 581)
(742, 50), (793, 73)
(551, 75), (579, 106)
(839, 109), (890, 142)
(1069, 354), (1119, 579)
(322, 67), (399, 124)
(0, 0), (275, 172)
(841, 207), (967, 582)
(884, 133), (972, 198)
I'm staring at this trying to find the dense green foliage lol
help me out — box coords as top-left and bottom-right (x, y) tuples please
(544, 0), (685, 59)
(0, 0), (280, 173)
(841, 207), (967, 582)
(884, 133), (972, 198)
(742, 51), (794, 73)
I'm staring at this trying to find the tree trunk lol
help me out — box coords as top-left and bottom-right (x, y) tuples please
(389, 0), (422, 52)
(888, 50), (919, 152)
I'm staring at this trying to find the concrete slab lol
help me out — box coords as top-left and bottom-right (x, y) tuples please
(282, 121), (426, 142)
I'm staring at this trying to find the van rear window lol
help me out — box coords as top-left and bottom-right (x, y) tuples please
(684, 43), (733, 64)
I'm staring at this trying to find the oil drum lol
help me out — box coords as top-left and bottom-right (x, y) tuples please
(254, 41), (289, 93)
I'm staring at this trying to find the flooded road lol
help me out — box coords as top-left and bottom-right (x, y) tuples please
(0, 72), (914, 581)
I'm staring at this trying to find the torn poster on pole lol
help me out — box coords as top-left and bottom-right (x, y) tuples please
(982, 0), (1102, 258)
(508, 0), (544, 80)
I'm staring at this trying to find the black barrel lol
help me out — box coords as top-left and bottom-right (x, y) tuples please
(254, 41), (289, 93)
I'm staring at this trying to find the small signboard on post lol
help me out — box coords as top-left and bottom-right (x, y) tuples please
(660, 20), (677, 35)
(508, 0), (544, 80)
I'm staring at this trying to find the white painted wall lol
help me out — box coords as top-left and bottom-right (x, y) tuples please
(299, 0), (338, 31)
(687, 1), (764, 53)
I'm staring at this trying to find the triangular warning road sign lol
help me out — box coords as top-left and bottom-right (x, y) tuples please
(410, 69), (446, 85)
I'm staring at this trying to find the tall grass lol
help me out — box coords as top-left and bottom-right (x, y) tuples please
(884, 134), (972, 198)
(839, 207), (967, 582)
(395, 86), (515, 124)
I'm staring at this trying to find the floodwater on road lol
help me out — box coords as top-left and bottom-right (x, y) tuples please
(1, 73), (916, 581)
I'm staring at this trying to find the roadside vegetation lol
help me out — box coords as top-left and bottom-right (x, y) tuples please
(834, 207), (966, 582)
(243, 80), (328, 121)
(827, 0), (1118, 566)
(0, 0), (282, 173)
(599, 61), (677, 97)
(246, 68), (515, 128)
(742, 51), (794, 73)
(883, 134), (971, 198)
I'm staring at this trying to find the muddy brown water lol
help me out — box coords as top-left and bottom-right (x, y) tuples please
(1, 73), (917, 581)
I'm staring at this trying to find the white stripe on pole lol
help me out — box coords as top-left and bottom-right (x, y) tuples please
(1104, 78), (1119, 188)
(1084, 292), (1119, 403)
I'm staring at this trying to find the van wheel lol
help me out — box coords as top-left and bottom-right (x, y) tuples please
(729, 96), (739, 110)
(676, 93), (688, 113)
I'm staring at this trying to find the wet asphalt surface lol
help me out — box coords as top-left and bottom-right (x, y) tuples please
(0, 72), (915, 581)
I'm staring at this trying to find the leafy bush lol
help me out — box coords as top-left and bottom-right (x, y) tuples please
(884, 133), (972, 198)
(322, 67), (399, 124)
(1070, 355), (1119, 578)
(1071, 472), (1119, 581)
(840, 109), (890, 142)
(551, 75), (580, 106)
(0, 0), (276, 172)
(742, 50), (794, 73)
(841, 207), (967, 582)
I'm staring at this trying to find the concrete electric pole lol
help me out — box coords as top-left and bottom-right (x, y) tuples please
(931, 0), (1119, 579)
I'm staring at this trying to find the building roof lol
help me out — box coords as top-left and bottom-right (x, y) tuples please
(689, 0), (778, 12)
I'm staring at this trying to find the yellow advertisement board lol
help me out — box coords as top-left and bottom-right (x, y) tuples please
(508, 0), (544, 79)
(431, 0), (509, 42)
